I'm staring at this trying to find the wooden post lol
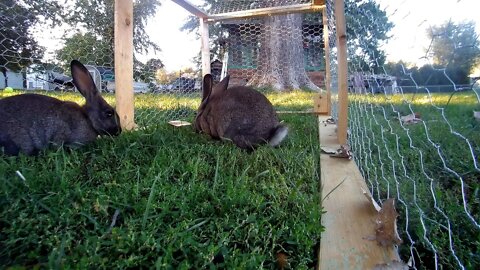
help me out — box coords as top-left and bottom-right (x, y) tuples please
(114, 0), (135, 130)
(200, 18), (211, 77)
(334, 0), (348, 145)
(322, 7), (331, 115)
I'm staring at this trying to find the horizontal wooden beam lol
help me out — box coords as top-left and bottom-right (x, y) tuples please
(207, 3), (325, 22)
(170, 0), (208, 19)
(317, 115), (400, 269)
(313, 0), (326, 5)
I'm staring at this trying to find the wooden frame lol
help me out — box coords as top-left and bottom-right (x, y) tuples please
(171, 0), (208, 19)
(171, 0), (325, 22)
(322, 7), (332, 115)
(335, 0), (348, 145)
(207, 4), (325, 22)
(200, 18), (211, 78)
(114, 0), (135, 130)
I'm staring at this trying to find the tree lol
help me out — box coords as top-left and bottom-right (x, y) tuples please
(56, 32), (112, 68)
(134, 58), (164, 83)
(427, 21), (480, 84)
(57, 0), (162, 68)
(0, 0), (49, 87)
(346, 0), (393, 73)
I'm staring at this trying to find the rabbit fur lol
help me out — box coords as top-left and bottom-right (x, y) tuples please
(195, 74), (288, 150)
(0, 60), (121, 156)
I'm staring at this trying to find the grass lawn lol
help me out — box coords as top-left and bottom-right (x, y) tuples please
(348, 91), (480, 269)
(0, 90), (323, 269)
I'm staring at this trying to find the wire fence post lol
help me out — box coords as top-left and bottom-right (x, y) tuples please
(334, 0), (348, 145)
(200, 18), (211, 77)
(114, 0), (136, 130)
(322, 7), (332, 115)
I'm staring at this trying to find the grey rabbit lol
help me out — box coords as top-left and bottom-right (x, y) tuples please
(195, 74), (288, 150)
(0, 60), (121, 156)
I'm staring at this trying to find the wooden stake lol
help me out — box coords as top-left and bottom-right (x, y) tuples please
(200, 18), (211, 77)
(334, 0), (348, 145)
(114, 0), (136, 130)
(322, 8), (332, 115)
(171, 0), (208, 19)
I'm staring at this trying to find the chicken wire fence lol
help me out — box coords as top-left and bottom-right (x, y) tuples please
(334, 0), (480, 269)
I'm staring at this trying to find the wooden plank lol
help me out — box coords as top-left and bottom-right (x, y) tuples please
(313, 0), (326, 5)
(318, 115), (400, 270)
(207, 4), (324, 22)
(322, 8), (332, 115)
(313, 94), (329, 115)
(334, 0), (348, 145)
(170, 0), (208, 19)
(114, 0), (136, 130)
(200, 18), (211, 76)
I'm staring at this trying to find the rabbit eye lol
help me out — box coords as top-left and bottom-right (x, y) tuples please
(105, 110), (114, 118)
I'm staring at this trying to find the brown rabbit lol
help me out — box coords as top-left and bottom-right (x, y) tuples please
(195, 74), (288, 150)
(0, 60), (121, 156)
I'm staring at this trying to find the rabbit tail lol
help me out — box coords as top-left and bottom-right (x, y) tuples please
(268, 124), (288, 147)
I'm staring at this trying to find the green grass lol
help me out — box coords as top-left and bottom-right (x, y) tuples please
(0, 90), (322, 269)
(348, 91), (480, 269)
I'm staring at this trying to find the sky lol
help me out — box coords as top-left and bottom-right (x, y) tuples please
(377, 0), (480, 66)
(35, 0), (480, 72)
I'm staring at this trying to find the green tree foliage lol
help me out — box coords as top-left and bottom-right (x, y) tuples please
(134, 58), (164, 83)
(427, 21), (480, 84)
(56, 32), (112, 68)
(0, 0), (52, 86)
(346, 0), (393, 73)
(57, 0), (161, 67)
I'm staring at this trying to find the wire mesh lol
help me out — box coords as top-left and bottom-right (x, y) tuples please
(343, 0), (480, 268)
(207, 0), (312, 15)
(217, 13), (324, 93)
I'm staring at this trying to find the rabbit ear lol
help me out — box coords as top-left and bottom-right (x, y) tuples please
(71, 60), (99, 102)
(202, 74), (213, 102)
(212, 75), (230, 97)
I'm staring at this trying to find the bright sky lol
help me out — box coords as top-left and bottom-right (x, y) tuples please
(377, 0), (480, 66)
(139, 0), (203, 71)
(36, 0), (480, 72)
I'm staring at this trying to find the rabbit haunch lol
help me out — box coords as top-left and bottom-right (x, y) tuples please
(0, 60), (121, 156)
(195, 74), (288, 150)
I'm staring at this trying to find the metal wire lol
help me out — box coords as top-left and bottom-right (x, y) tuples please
(345, 0), (480, 268)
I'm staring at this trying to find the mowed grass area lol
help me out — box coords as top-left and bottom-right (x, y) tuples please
(0, 90), (322, 269)
(349, 91), (480, 269)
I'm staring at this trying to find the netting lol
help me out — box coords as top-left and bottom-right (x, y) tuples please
(338, 0), (480, 268)
(206, 0), (312, 15)
(216, 13), (324, 92)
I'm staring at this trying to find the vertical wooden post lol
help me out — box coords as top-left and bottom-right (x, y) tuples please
(200, 18), (211, 77)
(322, 7), (331, 115)
(334, 0), (348, 145)
(114, 0), (136, 130)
